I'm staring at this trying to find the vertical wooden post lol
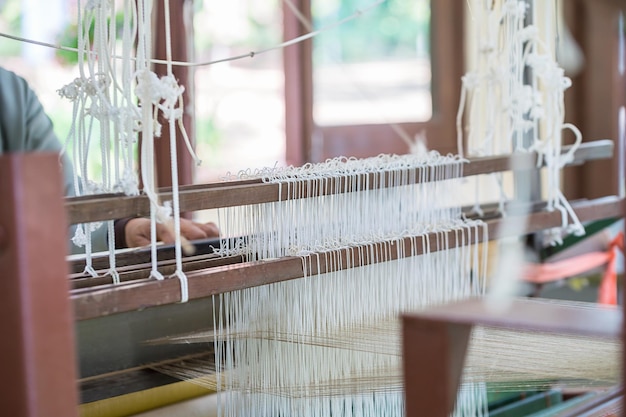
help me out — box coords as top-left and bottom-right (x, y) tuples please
(153, 0), (194, 189)
(563, 0), (626, 199)
(0, 153), (78, 417)
(402, 317), (471, 417)
(283, 0), (314, 166)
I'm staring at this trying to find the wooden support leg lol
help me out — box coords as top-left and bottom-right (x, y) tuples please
(0, 154), (78, 417)
(402, 317), (471, 417)
(403, 296), (623, 416)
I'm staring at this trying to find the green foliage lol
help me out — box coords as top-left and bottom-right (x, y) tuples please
(55, 23), (85, 65)
(55, 11), (125, 66)
(313, 0), (430, 64)
(197, 117), (220, 145)
(0, 0), (23, 56)
(195, 116), (226, 170)
(1, 0), (21, 33)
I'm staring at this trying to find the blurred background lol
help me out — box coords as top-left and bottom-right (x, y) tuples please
(0, 0), (431, 182)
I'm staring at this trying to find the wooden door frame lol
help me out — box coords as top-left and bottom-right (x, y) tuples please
(563, 0), (626, 199)
(283, 0), (466, 166)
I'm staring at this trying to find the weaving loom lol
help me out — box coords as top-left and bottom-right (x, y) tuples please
(1, 0), (625, 416)
(0, 139), (622, 417)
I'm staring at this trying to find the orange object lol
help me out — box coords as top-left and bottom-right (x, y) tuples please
(522, 232), (623, 305)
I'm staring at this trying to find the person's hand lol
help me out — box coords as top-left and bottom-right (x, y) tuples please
(124, 217), (219, 248)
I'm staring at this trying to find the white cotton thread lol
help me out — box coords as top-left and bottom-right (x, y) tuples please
(458, 0), (584, 246)
(211, 151), (487, 416)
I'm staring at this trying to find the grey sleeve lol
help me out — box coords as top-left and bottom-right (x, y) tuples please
(0, 68), (110, 254)
(0, 68), (73, 193)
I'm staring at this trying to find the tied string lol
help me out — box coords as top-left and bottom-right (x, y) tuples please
(135, 69), (197, 259)
(457, 0), (585, 249)
(134, 70), (201, 166)
(134, 70), (201, 264)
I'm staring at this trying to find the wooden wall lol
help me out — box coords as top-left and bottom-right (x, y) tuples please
(564, 0), (626, 199)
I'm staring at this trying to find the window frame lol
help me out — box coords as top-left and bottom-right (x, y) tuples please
(283, 0), (466, 165)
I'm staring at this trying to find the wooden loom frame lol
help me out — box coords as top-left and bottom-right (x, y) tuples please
(402, 298), (624, 416)
(0, 139), (623, 416)
(0, 154), (79, 417)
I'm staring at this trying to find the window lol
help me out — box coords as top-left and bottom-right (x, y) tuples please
(1, 0), (465, 187)
(284, 0), (464, 165)
(312, 0), (432, 126)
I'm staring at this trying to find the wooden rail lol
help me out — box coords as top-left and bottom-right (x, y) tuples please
(0, 154), (79, 417)
(402, 298), (622, 417)
(65, 141), (613, 224)
(70, 195), (624, 321)
(401, 184), (625, 417)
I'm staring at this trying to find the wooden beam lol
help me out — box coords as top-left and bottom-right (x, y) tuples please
(402, 318), (471, 417)
(65, 140), (614, 225)
(404, 297), (622, 340)
(283, 0), (313, 166)
(152, 0), (194, 190)
(0, 154), (78, 417)
(71, 195), (623, 321)
(402, 185), (626, 416)
(402, 298), (622, 416)
(564, 0), (626, 199)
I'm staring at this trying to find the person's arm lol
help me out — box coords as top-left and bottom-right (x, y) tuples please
(1, 68), (219, 253)
(114, 217), (220, 249)
(0, 68), (74, 197)
(0, 68), (101, 254)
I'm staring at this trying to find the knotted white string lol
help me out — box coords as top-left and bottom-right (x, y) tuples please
(212, 151), (488, 416)
(457, 0), (584, 246)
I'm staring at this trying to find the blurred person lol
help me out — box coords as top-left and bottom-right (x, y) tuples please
(0, 66), (218, 253)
